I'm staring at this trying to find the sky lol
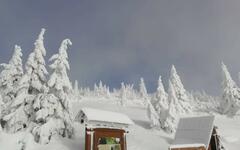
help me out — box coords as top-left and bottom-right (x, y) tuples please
(0, 0), (240, 95)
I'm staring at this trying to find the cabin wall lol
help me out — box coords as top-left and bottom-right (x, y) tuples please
(85, 128), (92, 150)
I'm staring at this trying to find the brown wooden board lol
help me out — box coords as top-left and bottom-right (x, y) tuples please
(85, 128), (126, 150)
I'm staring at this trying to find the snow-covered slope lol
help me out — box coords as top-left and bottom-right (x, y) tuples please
(0, 98), (239, 150)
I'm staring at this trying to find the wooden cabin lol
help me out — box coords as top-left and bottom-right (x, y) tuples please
(75, 107), (134, 150)
(169, 116), (224, 150)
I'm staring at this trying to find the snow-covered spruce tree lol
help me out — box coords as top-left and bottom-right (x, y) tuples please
(25, 28), (48, 95)
(139, 78), (148, 105)
(0, 45), (23, 105)
(32, 39), (74, 144)
(0, 94), (3, 131)
(169, 65), (192, 113)
(162, 81), (180, 133)
(74, 80), (79, 96)
(125, 84), (136, 99)
(94, 81), (110, 98)
(146, 99), (161, 128)
(2, 68), (31, 133)
(10, 28), (49, 134)
(191, 91), (219, 112)
(151, 76), (168, 126)
(220, 63), (240, 115)
(0, 46), (30, 133)
(3, 29), (48, 133)
(119, 82), (127, 106)
(73, 80), (80, 101)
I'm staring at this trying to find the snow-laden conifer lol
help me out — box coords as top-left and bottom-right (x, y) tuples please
(11, 28), (49, 134)
(0, 45), (23, 104)
(169, 65), (192, 113)
(151, 76), (168, 126)
(120, 82), (127, 106)
(0, 95), (3, 131)
(94, 81), (110, 98)
(74, 80), (79, 96)
(25, 28), (48, 94)
(0, 45), (28, 133)
(146, 99), (161, 128)
(220, 63), (240, 115)
(162, 81), (179, 133)
(32, 39), (74, 144)
(139, 78), (148, 105)
(2, 71), (30, 133)
(73, 80), (80, 101)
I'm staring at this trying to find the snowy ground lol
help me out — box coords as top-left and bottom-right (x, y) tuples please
(0, 98), (240, 150)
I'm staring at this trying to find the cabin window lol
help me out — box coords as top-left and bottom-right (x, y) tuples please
(97, 137), (121, 150)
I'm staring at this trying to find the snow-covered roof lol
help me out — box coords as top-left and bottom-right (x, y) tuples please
(75, 107), (134, 128)
(169, 143), (205, 149)
(171, 116), (215, 149)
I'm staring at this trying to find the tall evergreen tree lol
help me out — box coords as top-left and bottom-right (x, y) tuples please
(1, 45), (28, 133)
(152, 76), (168, 112)
(74, 80), (79, 96)
(0, 45), (23, 104)
(151, 76), (168, 126)
(146, 99), (161, 128)
(169, 65), (192, 113)
(139, 78), (148, 105)
(94, 81), (110, 98)
(1, 46), (30, 133)
(73, 80), (80, 101)
(32, 39), (74, 144)
(162, 81), (179, 133)
(3, 29), (48, 133)
(0, 94), (3, 131)
(20, 28), (48, 129)
(220, 63), (240, 115)
(25, 28), (48, 94)
(120, 82), (127, 106)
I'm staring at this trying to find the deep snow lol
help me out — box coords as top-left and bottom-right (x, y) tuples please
(0, 98), (240, 150)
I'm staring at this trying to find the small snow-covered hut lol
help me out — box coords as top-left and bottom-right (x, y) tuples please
(169, 116), (225, 150)
(75, 107), (134, 150)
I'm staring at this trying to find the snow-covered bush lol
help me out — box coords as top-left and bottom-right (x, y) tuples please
(220, 63), (240, 116)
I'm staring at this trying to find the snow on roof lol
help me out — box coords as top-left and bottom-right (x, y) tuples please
(171, 116), (215, 149)
(169, 143), (205, 149)
(75, 107), (134, 127)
